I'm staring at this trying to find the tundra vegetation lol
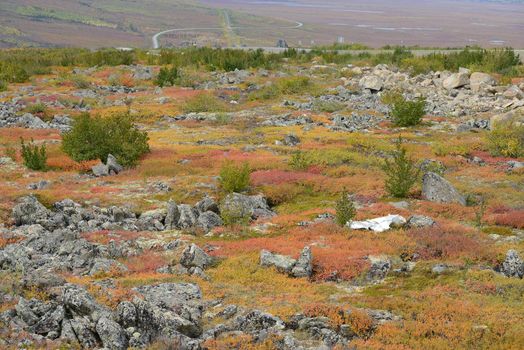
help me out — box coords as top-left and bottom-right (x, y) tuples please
(0, 46), (523, 350)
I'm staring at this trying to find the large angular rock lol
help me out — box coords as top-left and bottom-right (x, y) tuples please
(220, 193), (274, 220)
(62, 284), (105, 317)
(359, 75), (383, 91)
(164, 200), (180, 229)
(291, 246), (313, 278)
(367, 256), (391, 281)
(106, 154), (123, 175)
(194, 196), (219, 214)
(406, 215), (435, 228)
(92, 162), (109, 177)
(490, 106), (524, 128)
(177, 204), (199, 228)
(96, 316), (128, 350)
(422, 172), (466, 205)
(234, 310), (285, 333)
(12, 195), (50, 226)
(18, 113), (49, 129)
(196, 211), (223, 231)
(180, 244), (213, 269)
(500, 250), (524, 278)
(442, 72), (469, 90)
(503, 85), (523, 99)
(137, 209), (166, 231)
(260, 250), (296, 274)
(69, 316), (99, 348)
(469, 72), (496, 92)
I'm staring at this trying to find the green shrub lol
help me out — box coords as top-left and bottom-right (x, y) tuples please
(277, 76), (312, 95)
(0, 80), (7, 92)
(26, 103), (47, 115)
(0, 62), (29, 83)
(182, 93), (227, 113)
(389, 96), (426, 127)
(219, 161), (250, 193)
(214, 113), (232, 125)
(335, 190), (356, 226)
(289, 151), (312, 170)
(70, 74), (91, 89)
(20, 138), (47, 171)
(62, 112), (149, 167)
(382, 137), (420, 198)
(155, 66), (180, 87)
(487, 122), (524, 158)
(248, 84), (281, 101)
(380, 89), (403, 105)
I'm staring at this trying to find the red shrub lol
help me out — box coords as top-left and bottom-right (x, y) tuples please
(488, 209), (524, 229)
(125, 251), (168, 273)
(250, 169), (319, 186)
(407, 226), (491, 262)
(82, 230), (148, 245)
(209, 221), (411, 281)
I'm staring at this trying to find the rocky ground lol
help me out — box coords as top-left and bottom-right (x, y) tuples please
(0, 59), (523, 349)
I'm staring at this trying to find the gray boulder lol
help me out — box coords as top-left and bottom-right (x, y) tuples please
(500, 250), (524, 278)
(196, 211), (223, 231)
(96, 316), (128, 350)
(106, 154), (123, 174)
(503, 85), (523, 99)
(88, 258), (128, 276)
(62, 284), (106, 317)
(177, 204), (199, 229)
(442, 72), (469, 90)
(367, 257), (391, 281)
(180, 244), (213, 270)
(137, 209), (166, 231)
(422, 172), (466, 205)
(221, 193), (274, 220)
(260, 250), (296, 274)
(69, 316), (99, 348)
(92, 162), (109, 177)
(469, 72), (496, 92)
(283, 134), (301, 146)
(12, 195), (51, 226)
(359, 75), (383, 91)
(234, 310), (284, 333)
(490, 106), (524, 128)
(164, 200), (180, 229)
(406, 215), (435, 228)
(195, 196), (219, 214)
(291, 246), (313, 278)
(18, 113), (49, 129)
(260, 247), (313, 278)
